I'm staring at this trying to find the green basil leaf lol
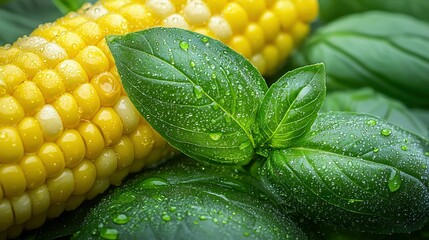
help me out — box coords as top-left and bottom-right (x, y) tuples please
(319, 0), (429, 23)
(256, 63), (326, 149)
(107, 27), (268, 165)
(292, 11), (429, 108)
(74, 157), (307, 240)
(321, 88), (429, 138)
(260, 112), (429, 234)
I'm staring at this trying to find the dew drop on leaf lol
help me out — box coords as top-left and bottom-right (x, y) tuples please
(189, 61), (196, 68)
(162, 214), (172, 222)
(179, 41), (189, 51)
(201, 36), (209, 43)
(366, 119), (377, 126)
(100, 227), (118, 240)
(209, 132), (222, 141)
(401, 145), (408, 151)
(193, 85), (203, 99)
(425, 151), (429, 157)
(139, 177), (169, 188)
(113, 213), (130, 225)
(373, 147), (379, 153)
(380, 129), (392, 136)
(211, 102), (220, 110)
(388, 169), (402, 192)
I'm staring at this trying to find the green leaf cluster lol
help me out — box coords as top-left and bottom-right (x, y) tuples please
(104, 27), (429, 238)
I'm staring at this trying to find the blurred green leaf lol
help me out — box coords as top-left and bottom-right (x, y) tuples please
(52, 0), (87, 15)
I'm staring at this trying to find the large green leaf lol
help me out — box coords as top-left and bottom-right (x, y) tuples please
(107, 27), (268, 165)
(256, 63), (326, 149)
(74, 157), (307, 240)
(292, 11), (429, 108)
(261, 112), (429, 234)
(321, 88), (428, 138)
(318, 0), (429, 23)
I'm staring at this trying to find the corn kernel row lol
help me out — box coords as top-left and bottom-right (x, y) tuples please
(0, 0), (317, 238)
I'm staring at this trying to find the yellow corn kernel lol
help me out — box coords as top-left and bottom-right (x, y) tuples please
(17, 117), (44, 153)
(53, 31), (87, 58)
(97, 38), (115, 67)
(11, 193), (32, 224)
(291, 20), (310, 44)
(27, 185), (50, 217)
(0, 164), (26, 198)
(74, 21), (103, 46)
(46, 169), (74, 204)
(275, 33), (294, 60)
(222, 3), (248, 33)
(85, 177), (109, 200)
(228, 36), (252, 58)
(37, 143), (65, 178)
(109, 167), (129, 186)
(19, 155), (46, 189)
(13, 81), (45, 115)
(129, 123), (154, 160)
(24, 213), (47, 230)
(146, 0), (175, 17)
(55, 59), (89, 91)
(0, 127), (24, 164)
(73, 83), (101, 120)
(56, 129), (86, 168)
(78, 122), (105, 160)
(75, 46), (109, 78)
(13, 52), (44, 78)
(57, 13), (88, 29)
(31, 23), (67, 42)
(262, 45), (279, 75)
(71, 160), (96, 195)
(205, 0), (227, 14)
(273, 0), (298, 30)
(100, 0), (132, 11)
(64, 195), (86, 211)
(0, 199), (13, 231)
(96, 13), (129, 35)
(35, 104), (64, 141)
(0, 64), (26, 94)
(46, 202), (65, 219)
(237, 0), (266, 20)
(0, 95), (25, 125)
(250, 53), (266, 75)
(94, 148), (117, 178)
(113, 96), (140, 134)
(0, 46), (21, 65)
(163, 14), (190, 29)
(244, 23), (265, 53)
(293, 0), (318, 22)
(208, 16), (232, 41)
(112, 135), (134, 169)
(52, 93), (80, 129)
(259, 11), (280, 42)
(36, 42), (68, 68)
(92, 107), (124, 146)
(15, 36), (47, 52)
(33, 69), (66, 103)
(183, 0), (211, 26)
(119, 4), (158, 31)
(91, 71), (121, 107)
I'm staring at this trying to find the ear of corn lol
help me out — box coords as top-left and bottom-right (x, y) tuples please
(0, 0), (317, 238)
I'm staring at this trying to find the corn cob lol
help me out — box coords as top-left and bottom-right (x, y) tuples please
(0, 0), (318, 238)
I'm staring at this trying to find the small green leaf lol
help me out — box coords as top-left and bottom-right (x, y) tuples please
(107, 27), (268, 165)
(256, 63), (326, 149)
(260, 112), (429, 234)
